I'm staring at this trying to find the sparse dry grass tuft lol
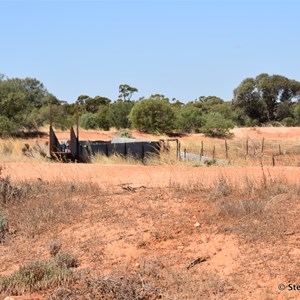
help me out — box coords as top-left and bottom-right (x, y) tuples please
(91, 153), (143, 165)
(145, 150), (181, 166)
(210, 173), (233, 198)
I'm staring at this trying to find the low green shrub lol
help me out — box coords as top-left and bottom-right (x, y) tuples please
(0, 253), (79, 295)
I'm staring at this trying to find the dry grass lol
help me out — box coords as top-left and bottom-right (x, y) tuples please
(0, 177), (98, 239)
(1, 130), (300, 167)
(145, 150), (200, 166)
(203, 171), (296, 245)
(0, 173), (234, 299)
(180, 136), (300, 167)
(47, 259), (232, 300)
(1, 129), (300, 299)
(91, 151), (206, 167)
(168, 167), (299, 245)
(0, 165), (299, 299)
(91, 153), (144, 165)
(145, 150), (179, 166)
(0, 139), (49, 162)
(0, 253), (78, 295)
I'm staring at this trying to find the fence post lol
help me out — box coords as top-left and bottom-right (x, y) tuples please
(212, 145), (215, 162)
(105, 143), (108, 156)
(279, 144), (282, 155)
(142, 142), (145, 160)
(272, 154), (275, 167)
(225, 139), (228, 159)
(245, 139), (249, 160)
(176, 139), (179, 160)
(184, 148), (187, 161)
(178, 141), (181, 160)
(49, 100), (53, 157)
(261, 137), (265, 154)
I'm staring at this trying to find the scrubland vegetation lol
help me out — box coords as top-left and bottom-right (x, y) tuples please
(1, 71), (300, 299)
(1, 73), (300, 138)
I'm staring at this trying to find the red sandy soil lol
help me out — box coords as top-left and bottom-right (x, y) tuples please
(231, 127), (300, 140)
(1, 127), (300, 299)
(40, 127), (300, 143)
(0, 163), (300, 299)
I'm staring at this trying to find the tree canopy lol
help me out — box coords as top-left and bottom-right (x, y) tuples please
(129, 97), (175, 133)
(118, 84), (138, 101)
(0, 76), (57, 131)
(233, 73), (300, 123)
(1, 72), (300, 138)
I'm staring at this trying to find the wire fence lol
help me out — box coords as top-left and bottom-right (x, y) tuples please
(178, 138), (300, 167)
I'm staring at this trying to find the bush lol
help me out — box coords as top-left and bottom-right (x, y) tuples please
(52, 115), (75, 131)
(175, 106), (204, 132)
(202, 112), (234, 138)
(96, 106), (111, 130)
(108, 101), (134, 129)
(0, 254), (79, 295)
(54, 252), (79, 268)
(0, 175), (22, 205)
(129, 98), (175, 133)
(79, 113), (99, 129)
(282, 117), (295, 127)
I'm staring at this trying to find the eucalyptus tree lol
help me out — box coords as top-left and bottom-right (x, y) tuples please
(233, 73), (300, 123)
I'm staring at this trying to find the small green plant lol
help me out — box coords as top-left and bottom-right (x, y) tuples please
(54, 252), (79, 269)
(119, 131), (134, 139)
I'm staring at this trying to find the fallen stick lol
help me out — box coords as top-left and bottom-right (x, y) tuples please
(186, 256), (209, 270)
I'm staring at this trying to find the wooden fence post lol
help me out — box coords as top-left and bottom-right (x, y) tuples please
(225, 139), (228, 159)
(261, 137), (265, 154)
(245, 139), (249, 160)
(279, 144), (282, 155)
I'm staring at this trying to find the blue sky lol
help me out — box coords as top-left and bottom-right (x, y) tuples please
(1, 0), (299, 103)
